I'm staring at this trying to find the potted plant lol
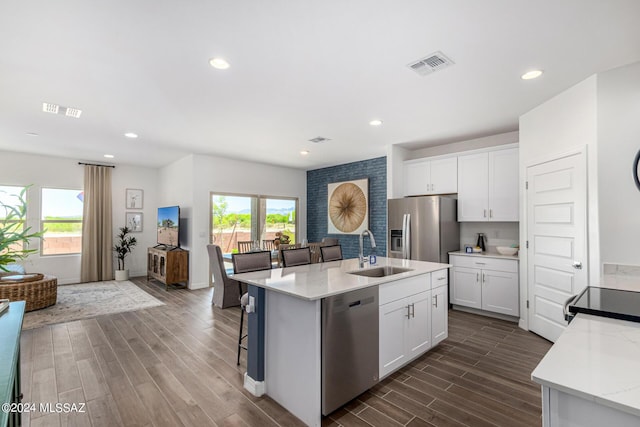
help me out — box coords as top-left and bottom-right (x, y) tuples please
(113, 226), (137, 281)
(0, 187), (43, 274)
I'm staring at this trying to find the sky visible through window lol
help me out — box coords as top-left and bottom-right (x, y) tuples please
(42, 188), (83, 218)
(218, 196), (294, 213)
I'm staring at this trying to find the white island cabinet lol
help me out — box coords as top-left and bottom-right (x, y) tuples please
(532, 313), (640, 426)
(232, 257), (450, 427)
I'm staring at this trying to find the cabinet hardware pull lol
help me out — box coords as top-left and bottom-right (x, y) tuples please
(433, 295), (438, 308)
(406, 305), (411, 319)
(482, 273), (486, 283)
(475, 262), (486, 265)
(437, 276), (446, 280)
(489, 209), (493, 218)
(411, 303), (415, 318)
(476, 272), (479, 282)
(484, 209), (487, 218)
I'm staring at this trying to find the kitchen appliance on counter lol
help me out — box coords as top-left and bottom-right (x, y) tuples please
(387, 196), (459, 262)
(565, 286), (640, 324)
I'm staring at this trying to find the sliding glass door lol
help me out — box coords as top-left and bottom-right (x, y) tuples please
(211, 193), (297, 254)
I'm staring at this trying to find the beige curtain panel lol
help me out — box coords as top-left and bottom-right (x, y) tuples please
(80, 165), (113, 282)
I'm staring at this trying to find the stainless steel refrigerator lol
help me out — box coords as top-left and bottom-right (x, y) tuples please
(387, 196), (459, 262)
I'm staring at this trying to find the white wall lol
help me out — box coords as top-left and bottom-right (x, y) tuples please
(159, 154), (307, 290)
(0, 150), (158, 284)
(460, 222), (519, 252)
(518, 75), (600, 329)
(407, 131), (519, 160)
(597, 61), (640, 267)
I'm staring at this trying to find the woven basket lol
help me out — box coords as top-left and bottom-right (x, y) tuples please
(0, 272), (58, 312)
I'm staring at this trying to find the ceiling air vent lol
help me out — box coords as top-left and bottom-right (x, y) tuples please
(407, 51), (454, 76)
(42, 102), (82, 118)
(309, 137), (331, 143)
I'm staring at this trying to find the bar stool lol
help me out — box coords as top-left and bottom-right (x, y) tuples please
(231, 251), (272, 365)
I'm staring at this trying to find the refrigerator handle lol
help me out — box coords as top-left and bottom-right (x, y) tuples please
(401, 214), (407, 259)
(405, 214), (411, 260)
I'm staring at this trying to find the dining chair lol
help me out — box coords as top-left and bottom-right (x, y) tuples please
(207, 244), (242, 308)
(231, 251), (272, 365)
(277, 243), (300, 266)
(262, 239), (275, 251)
(320, 244), (343, 262)
(281, 247), (312, 267)
(321, 237), (339, 246)
(237, 241), (253, 253)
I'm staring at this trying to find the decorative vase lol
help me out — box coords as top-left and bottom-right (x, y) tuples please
(115, 269), (129, 281)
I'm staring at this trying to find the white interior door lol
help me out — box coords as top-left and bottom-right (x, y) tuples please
(527, 152), (588, 342)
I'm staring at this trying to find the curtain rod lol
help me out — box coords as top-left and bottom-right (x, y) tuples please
(78, 162), (115, 168)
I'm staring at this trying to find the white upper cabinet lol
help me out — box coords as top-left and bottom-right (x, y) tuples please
(458, 147), (519, 222)
(404, 156), (457, 196)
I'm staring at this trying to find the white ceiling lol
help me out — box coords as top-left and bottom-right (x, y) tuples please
(1, 0), (639, 170)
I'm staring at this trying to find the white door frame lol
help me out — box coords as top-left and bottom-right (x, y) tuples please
(519, 145), (593, 332)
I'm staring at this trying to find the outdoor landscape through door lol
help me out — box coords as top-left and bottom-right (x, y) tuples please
(526, 152), (588, 343)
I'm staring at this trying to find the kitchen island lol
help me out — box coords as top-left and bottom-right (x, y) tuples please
(232, 256), (450, 426)
(531, 268), (640, 426)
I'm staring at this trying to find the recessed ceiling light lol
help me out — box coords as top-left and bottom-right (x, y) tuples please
(369, 119), (383, 126)
(209, 57), (230, 70)
(521, 70), (543, 80)
(103, 154), (114, 159)
(124, 132), (138, 139)
(25, 132), (39, 137)
(300, 150), (310, 156)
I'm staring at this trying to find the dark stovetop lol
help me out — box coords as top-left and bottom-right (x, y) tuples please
(569, 286), (640, 323)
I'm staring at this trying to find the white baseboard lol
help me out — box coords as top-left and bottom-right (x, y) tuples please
(188, 281), (208, 290)
(451, 305), (519, 323)
(244, 373), (265, 397)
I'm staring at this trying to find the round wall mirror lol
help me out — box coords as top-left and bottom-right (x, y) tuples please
(634, 149), (640, 191)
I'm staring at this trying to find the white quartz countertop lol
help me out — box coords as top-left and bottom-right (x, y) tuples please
(230, 257), (450, 301)
(448, 250), (519, 261)
(532, 313), (640, 417)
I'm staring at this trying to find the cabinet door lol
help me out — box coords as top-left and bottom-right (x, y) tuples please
(482, 269), (519, 316)
(406, 291), (432, 358)
(431, 285), (448, 346)
(379, 298), (409, 378)
(430, 157), (457, 194)
(451, 266), (482, 309)
(457, 152), (489, 221)
(404, 161), (431, 196)
(488, 148), (519, 221)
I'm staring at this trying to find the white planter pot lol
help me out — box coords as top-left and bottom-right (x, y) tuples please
(115, 269), (129, 281)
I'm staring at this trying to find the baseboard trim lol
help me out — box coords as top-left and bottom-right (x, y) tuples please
(244, 373), (265, 397)
(452, 305), (519, 323)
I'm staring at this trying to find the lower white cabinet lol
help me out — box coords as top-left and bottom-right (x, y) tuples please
(379, 270), (449, 379)
(450, 254), (519, 317)
(431, 282), (448, 346)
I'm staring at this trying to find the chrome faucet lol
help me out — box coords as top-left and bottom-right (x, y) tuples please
(359, 229), (377, 268)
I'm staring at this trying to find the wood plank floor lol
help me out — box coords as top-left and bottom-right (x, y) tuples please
(20, 277), (552, 427)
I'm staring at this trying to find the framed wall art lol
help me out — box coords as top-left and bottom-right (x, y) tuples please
(126, 212), (143, 232)
(125, 188), (143, 209)
(327, 178), (369, 234)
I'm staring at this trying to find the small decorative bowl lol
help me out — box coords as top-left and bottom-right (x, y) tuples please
(496, 246), (518, 256)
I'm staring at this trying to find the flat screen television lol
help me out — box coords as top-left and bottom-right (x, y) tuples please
(157, 206), (180, 247)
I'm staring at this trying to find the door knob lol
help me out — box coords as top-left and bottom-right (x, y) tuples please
(572, 261), (582, 270)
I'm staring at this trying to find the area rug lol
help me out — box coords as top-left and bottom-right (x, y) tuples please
(22, 280), (165, 330)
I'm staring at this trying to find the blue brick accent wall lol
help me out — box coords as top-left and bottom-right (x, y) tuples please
(307, 156), (387, 259)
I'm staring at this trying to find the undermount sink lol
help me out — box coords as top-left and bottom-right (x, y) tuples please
(348, 266), (414, 278)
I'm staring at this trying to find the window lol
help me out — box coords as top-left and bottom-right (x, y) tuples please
(210, 193), (298, 253)
(0, 185), (27, 251)
(41, 188), (83, 255)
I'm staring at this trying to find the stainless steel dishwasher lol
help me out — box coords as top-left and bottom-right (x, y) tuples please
(322, 286), (379, 415)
